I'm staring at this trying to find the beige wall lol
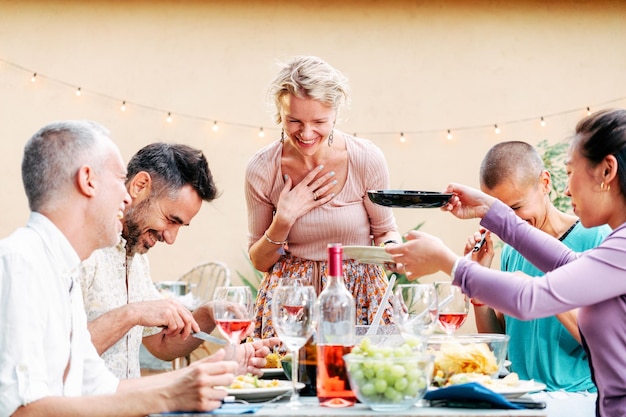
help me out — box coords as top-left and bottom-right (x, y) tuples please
(1, 0), (625, 331)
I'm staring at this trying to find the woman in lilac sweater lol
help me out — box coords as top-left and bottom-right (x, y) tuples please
(387, 108), (626, 417)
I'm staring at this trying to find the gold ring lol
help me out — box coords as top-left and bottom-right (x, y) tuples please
(313, 191), (318, 200)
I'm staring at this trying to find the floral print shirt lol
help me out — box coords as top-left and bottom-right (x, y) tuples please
(78, 238), (162, 379)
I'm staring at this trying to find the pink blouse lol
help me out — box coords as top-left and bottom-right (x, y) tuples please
(245, 133), (397, 261)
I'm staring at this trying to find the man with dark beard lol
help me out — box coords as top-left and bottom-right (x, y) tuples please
(78, 143), (276, 379)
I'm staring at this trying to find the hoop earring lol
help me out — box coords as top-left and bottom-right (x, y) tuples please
(328, 131), (334, 147)
(601, 181), (611, 192)
(280, 129), (285, 144)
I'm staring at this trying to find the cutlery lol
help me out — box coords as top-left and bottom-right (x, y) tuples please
(193, 331), (227, 345)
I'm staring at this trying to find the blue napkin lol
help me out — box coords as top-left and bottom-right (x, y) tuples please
(151, 403), (263, 415)
(424, 382), (523, 409)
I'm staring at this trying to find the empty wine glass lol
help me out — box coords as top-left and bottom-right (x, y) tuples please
(213, 286), (253, 360)
(393, 283), (438, 351)
(435, 281), (469, 336)
(272, 285), (317, 408)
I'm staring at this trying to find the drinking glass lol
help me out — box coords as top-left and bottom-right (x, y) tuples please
(393, 283), (438, 351)
(213, 286), (254, 360)
(435, 281), (469, 336)
(272, 285), (317, 408)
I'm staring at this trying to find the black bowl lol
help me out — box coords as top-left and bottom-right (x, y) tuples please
(368, 190), (453, 208)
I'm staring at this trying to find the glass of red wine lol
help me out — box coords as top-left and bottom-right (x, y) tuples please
(213, 286), (254, 360)
(435, 281), (469, 336)
(272, 284), (316, 408)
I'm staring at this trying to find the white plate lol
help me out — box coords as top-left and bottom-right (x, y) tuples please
(484, 380), (547, 398)
(260, 368), (285, 377)
(343, 246), (394, 265)
(225, 381), (305, 401)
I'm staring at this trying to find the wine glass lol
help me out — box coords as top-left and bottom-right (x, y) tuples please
(435, 281), (469, 336)
(272, 285), (317, 408)
(393, 283), (438, 351)
(212, 286), (254, 360)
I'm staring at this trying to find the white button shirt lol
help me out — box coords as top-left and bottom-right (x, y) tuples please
(0, 213), (119, 416)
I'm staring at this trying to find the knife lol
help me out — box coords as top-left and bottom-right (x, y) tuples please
(193, 331), (227, 345)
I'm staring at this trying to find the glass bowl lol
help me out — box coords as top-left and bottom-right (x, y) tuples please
(425, 333), (510, 387)
(344, 351), (434, 411)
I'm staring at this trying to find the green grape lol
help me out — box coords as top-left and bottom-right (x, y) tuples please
(361, 382), (376, 396)
(394, 376), (408, 391)
(374, 378), (388, 393)
(347, 337), (433, 407)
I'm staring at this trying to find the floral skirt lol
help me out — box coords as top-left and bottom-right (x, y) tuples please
(253, 253), (394, 340)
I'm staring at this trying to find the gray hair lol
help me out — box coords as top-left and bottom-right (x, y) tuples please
(269, 55), (349, 124)
(22, 120), (110, 212)
(480, 141), (545, 190)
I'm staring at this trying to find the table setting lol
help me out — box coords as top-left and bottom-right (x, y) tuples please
(150, 190), (592, 417)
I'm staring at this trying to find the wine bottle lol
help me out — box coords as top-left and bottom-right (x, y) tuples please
(315, 243), (356, 407)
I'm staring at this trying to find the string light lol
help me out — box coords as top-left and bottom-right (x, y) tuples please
(2, 58), (625, 141)
(212, 121), (219, 132)
(258, 127), (265, 138)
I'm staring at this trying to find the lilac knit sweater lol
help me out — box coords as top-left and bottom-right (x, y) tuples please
(454, 200), (626, 417)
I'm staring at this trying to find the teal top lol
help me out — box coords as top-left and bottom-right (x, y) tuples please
(501, 222), (610, 392)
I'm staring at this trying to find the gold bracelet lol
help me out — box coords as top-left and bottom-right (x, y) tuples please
(264, 231), (287, 246)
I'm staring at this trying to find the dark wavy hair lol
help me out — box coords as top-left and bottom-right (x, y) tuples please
(126, 143), (218, 202)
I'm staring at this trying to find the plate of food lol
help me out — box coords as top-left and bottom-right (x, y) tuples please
(224, 374), (304, 401)
(487, 380), (546, 398)
(367, 190), (453, 208)
(343, 246), (394, 265)
(435, 373), (546, 399)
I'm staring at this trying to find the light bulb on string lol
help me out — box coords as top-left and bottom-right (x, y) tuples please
(166, 112), (172, 123)
(446, 129), (453, 140)
(212, 121), (219, 132)
(587, 107), (592, 115)
(75, 87), (82, 97)
(399, 132), (406, 143)
(258, 127), (265, 138)
(31, 73), (37, 82)
(540, 117), (546, 127)
(494, 124), (501, 134)
(120, 101), (127, 112)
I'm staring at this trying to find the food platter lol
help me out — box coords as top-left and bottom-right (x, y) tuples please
(225, 381), (304, 401)
(368, 190), (453, 208)
(485, 380), (547, 398)
(343, 246), (394, 265)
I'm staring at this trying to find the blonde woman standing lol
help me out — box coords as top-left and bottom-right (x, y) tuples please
(246, 56), (401, 339)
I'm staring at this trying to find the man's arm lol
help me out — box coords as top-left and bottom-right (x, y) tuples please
(555, 310), (582, 344)
(474, 304), (505, 334)
(88, 299), (199, 355)
(142, 302), (216, 360)
(12, 353), (236, 417)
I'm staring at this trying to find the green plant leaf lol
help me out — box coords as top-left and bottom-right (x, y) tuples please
(235, 250), (263, 298)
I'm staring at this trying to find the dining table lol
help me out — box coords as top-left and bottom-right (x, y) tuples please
(150, 391), (596, 417)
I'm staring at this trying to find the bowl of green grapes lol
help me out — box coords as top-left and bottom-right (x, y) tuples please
(344, 337), (434, 411)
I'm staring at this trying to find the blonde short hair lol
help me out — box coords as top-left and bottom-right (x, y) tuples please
(269, 55), (349, 124)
